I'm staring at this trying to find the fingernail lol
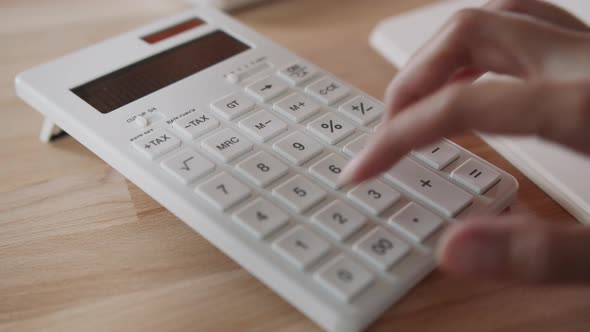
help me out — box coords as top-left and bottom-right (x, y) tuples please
(445, 231), (506, 276)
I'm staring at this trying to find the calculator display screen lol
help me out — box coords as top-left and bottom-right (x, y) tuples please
(71, 30), (250, 114)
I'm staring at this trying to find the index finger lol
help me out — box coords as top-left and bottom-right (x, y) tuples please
(340, 80), (590, 185)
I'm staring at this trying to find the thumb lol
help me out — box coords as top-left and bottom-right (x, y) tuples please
(436, 216), (590, 284)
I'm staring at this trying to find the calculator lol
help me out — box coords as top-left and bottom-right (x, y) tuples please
(15, 7), (518, 332)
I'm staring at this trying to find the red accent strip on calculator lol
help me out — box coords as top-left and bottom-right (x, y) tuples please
(142, 18), (205, 44)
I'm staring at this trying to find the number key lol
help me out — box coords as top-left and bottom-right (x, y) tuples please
(315, 255), (374, 302)
(195, 172), (251, 211)
(311, 201), (367, 241)
(347, 179), (401, 215)
(354, 227), (410, 271)
(309, 154), (348, 190)
(273, 175), (327, 213)
(233, 199), (288, 239)
(273, 131), (323, 165)
(236, 151), (288, 187)
(273, 226), (331, 271)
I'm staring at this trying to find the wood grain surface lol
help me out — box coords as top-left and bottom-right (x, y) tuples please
(1, 0), (589, 331)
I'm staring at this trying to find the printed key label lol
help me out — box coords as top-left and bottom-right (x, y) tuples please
(319, 83), (340, 95)
(288, 101), (306, 112)
(184, 114), (212, 128)
(226, 100), (240, 109)
(144, 134), (171, 149)
(352, 102), (373, 115)
(371, 237), (394, 256)
(286, 64), (309, 77)
(216, 137), (240, 151)
(337, 269), (354, 283)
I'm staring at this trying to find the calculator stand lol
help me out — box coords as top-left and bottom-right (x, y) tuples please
(39, 117), (67, 143)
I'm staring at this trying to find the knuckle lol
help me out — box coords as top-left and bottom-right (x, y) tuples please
(439, 84), (467, 114)
(514, 228), (556, 282)
(486, 0), (527, 11)
(447, 8), (488, 36)
(432, 84), (471, 130)
(541, 82), (590, 142)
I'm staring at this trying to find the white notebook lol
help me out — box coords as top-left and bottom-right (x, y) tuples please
(370, 0), (590, 224)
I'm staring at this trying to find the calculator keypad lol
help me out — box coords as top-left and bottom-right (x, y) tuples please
(172, 110), (219, 139)
(161, 149), (215, 184)
(389, 202), (443, 243)
(307, 113), (355, 145)
(312, 201), (367, 241)
(272, 175), (327, 213)
(273, 93), (321, 123)
(451, 158), (501, 194)
(308, 154), (348, 190)
(315, 255), (373, 302)
(195, 172), (251, 211)
(238, 110), (287, 143)
(272, 131), (323, 165)
(273, 226), (331, 271)
(211, 92), (255, 120)
(354, 228), (410, 271)
(236, 151), (288, 187)
(412, 140), (460, 170)
(339, 96), (383, 125)
(233, 199), (288, 239)
(201, 128), (253, 162)
(133, 129), (181, 160)
(246, 76), (289, 102)
(348, 179), (401, 215)
(277, 62), (318, 86)
(342, 134), (369, 158)
(138, 63), (511, 307)
(386, 158), (472, 217)
(306, 77), (350, 105)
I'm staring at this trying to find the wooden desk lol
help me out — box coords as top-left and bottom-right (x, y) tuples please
(2, 1), (589, 331)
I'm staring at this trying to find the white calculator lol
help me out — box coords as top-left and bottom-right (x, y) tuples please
(15, 7), (518, 332)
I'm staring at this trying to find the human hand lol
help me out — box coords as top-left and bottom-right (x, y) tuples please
(340, 0), (590, 284)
